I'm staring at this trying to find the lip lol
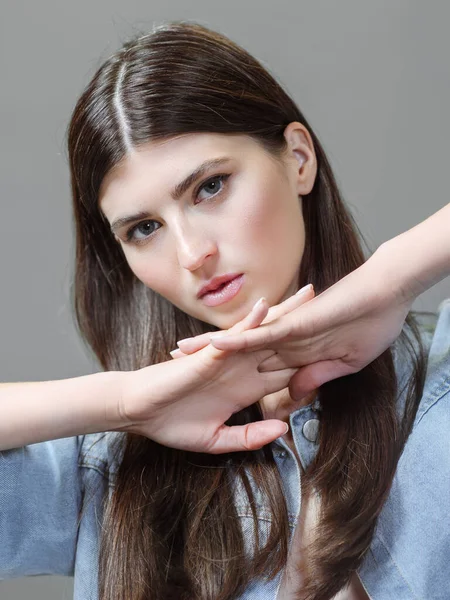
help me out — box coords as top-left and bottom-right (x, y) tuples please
(197, 273), (243, 298)
(198, 273), (244, 307)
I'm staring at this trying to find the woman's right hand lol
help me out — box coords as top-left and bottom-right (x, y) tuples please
(117, 340), (295, 454)
(115, 288), (317, 454)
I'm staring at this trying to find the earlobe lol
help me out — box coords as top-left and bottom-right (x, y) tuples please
(297, 155), (317, 196)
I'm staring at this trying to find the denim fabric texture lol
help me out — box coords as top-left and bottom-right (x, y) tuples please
(1, 300), (449, 599)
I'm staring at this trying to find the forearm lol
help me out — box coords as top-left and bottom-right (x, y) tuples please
(375, 203), (450, 302)
(0, 371), (124, 450)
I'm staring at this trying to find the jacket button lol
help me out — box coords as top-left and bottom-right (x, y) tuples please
(302, 419), (320, 443)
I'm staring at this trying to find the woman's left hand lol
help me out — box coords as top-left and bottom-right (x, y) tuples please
(169, 283), (316, 360)
(173, 247), (416, 402)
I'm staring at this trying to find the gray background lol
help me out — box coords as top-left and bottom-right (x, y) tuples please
(1, 0), (449, 597)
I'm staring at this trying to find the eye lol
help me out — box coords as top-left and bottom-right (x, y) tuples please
(195, 174), (230, 203)
(124, 173), (230, 245)
(125, 220), (161, 243)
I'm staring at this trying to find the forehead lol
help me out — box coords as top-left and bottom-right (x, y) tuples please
(98, 132), (263, 213)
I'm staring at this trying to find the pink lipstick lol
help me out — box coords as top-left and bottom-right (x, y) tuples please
(199, 274), (244, 307)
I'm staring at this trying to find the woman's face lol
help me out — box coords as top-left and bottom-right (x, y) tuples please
(99, 122), (317, 329)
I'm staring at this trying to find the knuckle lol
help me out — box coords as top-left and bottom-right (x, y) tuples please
(242, 425), (253, 451)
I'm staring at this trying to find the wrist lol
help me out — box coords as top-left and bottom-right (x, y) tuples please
(0, 370), (130, 450)
(112, 364), (163, 434)
(374, 204), (450, 304)
(371, 240), (423, 305)
(100, 370), (131, 430)
(109, 370), (137, 432)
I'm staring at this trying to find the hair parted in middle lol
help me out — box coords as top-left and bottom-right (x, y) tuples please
(67, 21), (427, 600)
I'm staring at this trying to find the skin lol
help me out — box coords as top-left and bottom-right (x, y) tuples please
(99, 121), (318, 422)
(100, 122), (370, 598)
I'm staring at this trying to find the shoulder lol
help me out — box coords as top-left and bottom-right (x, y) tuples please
(359, 300), (450, 598)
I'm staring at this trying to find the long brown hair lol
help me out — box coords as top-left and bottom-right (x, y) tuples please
(68, 21), (427, 599)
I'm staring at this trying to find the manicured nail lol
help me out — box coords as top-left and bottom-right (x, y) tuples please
(170, 349), (183, 358)
(283, 422), (290, 435)
(252, 297), (266, 311)
(176, 337), (193, 348)
(296, 284), (313, 295)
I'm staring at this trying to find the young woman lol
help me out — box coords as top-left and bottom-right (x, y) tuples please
(1, 21), (449, 600)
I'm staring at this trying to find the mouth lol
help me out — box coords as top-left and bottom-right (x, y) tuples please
(198, 274), (244, 307)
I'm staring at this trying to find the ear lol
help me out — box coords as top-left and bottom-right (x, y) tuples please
(282, 122), (318, 195)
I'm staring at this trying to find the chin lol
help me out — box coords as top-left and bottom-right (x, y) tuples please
(198, 309), (243, 331)
(205, 314), (238, 331)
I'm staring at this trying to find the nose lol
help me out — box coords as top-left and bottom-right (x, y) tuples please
(174, 222), (217, 271)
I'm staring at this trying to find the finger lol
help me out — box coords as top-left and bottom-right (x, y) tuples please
(257, 353), (297, 372)
(203, 339), (276, 363)
(262, 284), (314, 325)
(177, 298), (269, 354)
(210, 318), (290, 352)
(175, 331), (213, 354)
(262, 367), (298, 396)
(169, 348), (186, 359)
(233, 296), (269, 331)
(288, 360), (356, 400)
(253, 348), (279, 364)
(236, 288), (315, 354)
(208, 419), (289, 454)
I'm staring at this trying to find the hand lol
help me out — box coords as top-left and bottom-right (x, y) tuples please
(116, 301), (297, 454)
(207, 254), (414, 400)
(170, 283), (316, 359)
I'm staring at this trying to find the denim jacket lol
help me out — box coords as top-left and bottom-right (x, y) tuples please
(1, 300), (450, 599)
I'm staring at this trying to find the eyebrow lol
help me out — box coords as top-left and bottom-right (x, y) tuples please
(109, 156), (233, 234)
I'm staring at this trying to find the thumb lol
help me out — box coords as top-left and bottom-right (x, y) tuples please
(288, 359), (356, 401)
(209, 419), (289, 453)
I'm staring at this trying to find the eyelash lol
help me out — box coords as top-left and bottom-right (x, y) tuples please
(124, 173), (231, 244)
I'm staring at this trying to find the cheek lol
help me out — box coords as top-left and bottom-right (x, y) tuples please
(124, 251), (180, 300)
(231, 179), (306, 303)
(231, 181), (304, 260)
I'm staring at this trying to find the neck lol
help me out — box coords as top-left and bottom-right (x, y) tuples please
(260, 387), (317, 424)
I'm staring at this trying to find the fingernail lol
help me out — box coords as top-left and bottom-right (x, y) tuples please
(296, 284), (313, 295)
(252, 297), (266, 311)
(177, 337), (192, 348)
(170, 348), (184, 358)
(284, 423), (289, 434)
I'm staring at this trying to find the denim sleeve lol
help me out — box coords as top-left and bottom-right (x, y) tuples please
(0, 436), (83, 578)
